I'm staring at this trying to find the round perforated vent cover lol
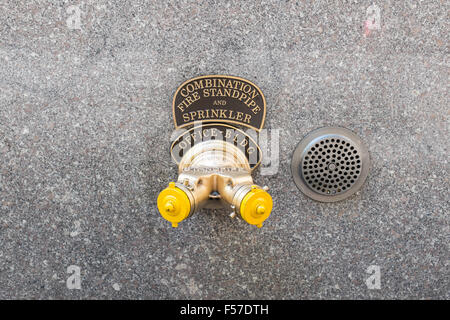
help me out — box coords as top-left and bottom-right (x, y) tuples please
(291, 127), (370, 202)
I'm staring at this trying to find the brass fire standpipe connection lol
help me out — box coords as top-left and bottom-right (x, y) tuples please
(157, 75), (273, 228)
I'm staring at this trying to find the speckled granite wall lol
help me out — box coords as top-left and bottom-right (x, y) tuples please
(0, 1), (448, 299)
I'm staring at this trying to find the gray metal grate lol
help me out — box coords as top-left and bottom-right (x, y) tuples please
(292, 127), (370, 202)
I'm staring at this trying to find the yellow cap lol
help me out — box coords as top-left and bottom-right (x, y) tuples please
(157, 182), (191, 228)
(240, 185), (273, 228)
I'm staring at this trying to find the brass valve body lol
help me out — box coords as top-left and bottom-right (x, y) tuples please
(157, 139), (272, 228)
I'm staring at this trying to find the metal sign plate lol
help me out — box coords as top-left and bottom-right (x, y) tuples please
(171, 123), (262, 171)
(172, 75), (266, 131)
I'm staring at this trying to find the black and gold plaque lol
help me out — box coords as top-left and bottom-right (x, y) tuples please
(172, 75), (266, 131)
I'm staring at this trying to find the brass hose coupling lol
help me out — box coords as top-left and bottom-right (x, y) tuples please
(157, 75), (273, 228)
(157, 134), (272, 228)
